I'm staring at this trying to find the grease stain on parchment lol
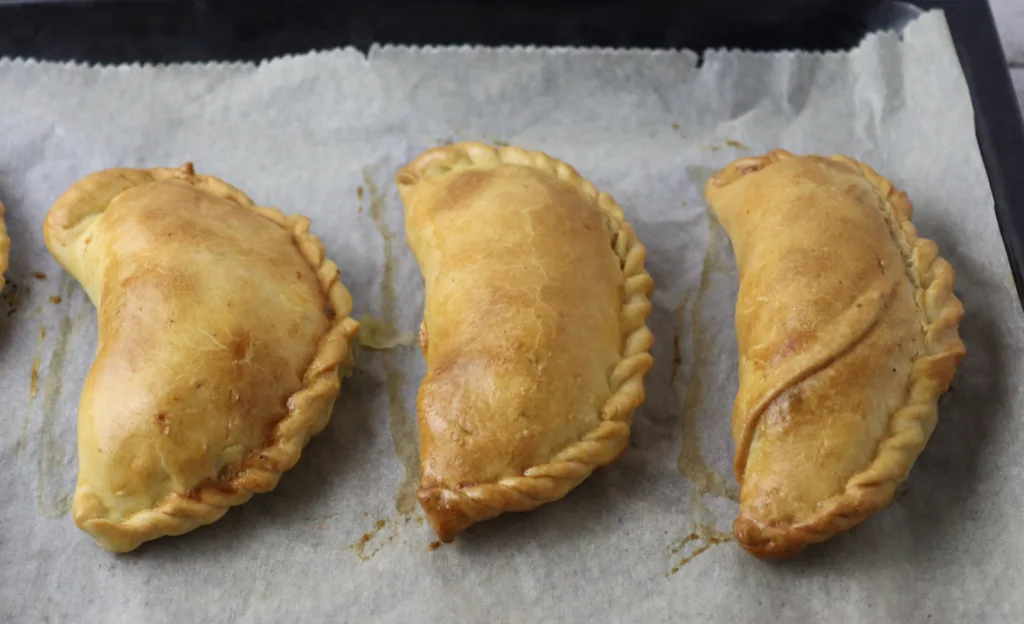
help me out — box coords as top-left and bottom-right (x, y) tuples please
(670, 329), (683, 385)
(36, 273), (81, 519)
(14, 417), (30, 459)
(358, 315), (415, 351)
(667, 522), (733, 575)
(3, 280), (20, 316)
(15, 328), (48, 458)
(29, 327), (47, 401)
(667, 478), (736, 576)
(669, 190), (740, 575)
(347, 514), (428, 561)
(695, 139), (751, 151)
(348, 518), (391, 561)
(675, 216), (739, 504)
(669, 124), (750, 153)
(309, 511), (342, 525)
(364, 167), (420, 516)
(697, 139), (752, 152)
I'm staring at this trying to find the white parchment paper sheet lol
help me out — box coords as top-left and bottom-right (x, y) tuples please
(0, 10), (1021, 623)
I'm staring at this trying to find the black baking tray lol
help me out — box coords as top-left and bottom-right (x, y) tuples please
(2, 0), (1023, 308)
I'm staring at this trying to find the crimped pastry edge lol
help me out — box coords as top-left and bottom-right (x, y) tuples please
(711, 150), (966, 559)
(397, 142), (656, 542)
(45, 163), (361, 553)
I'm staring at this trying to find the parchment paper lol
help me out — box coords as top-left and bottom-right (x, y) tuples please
(1, 10), (1021, 623)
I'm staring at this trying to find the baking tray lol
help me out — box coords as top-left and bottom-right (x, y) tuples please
(2, 0), (1023, 309)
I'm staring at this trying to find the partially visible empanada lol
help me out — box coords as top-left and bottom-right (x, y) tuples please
(0, 200), (9, 291)
(44, 164), (360, 552)
(397, 142), (654, 542)
(706, 150), (965, 558)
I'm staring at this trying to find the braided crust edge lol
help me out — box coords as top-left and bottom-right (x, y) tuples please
(45, 164), (360, 553)
(718, 150), (966, 558)
(397, 142), (655, 542)
(0, 200), (8, 291)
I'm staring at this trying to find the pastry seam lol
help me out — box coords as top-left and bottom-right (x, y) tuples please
(728, 150), (966, 557)
(399, 143), (655, 540)
(50, 164), (360, 552)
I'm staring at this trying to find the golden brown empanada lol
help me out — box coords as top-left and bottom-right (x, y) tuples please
(0, 200), (8, 291)
(706, 150), (965, 559)
(397, 143), (654, 542)
(43, 164), (359, 552)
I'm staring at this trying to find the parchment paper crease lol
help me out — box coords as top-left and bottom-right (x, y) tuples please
(0, 10), (1021, 623)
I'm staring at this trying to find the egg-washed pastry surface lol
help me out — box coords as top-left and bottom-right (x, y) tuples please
(706, 150), (965, 559)
(43, 164), (360, 552)
(397, 142), (654, 542)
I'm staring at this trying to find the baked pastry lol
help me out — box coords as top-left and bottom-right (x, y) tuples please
(706, 150), (965, 558)
(397, 143), (654, 542)
(44, 164), (359, 552)
(0, 200), (8, 292)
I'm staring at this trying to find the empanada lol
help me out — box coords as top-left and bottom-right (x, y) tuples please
(44, 164), (359, 552)
(397, 143), (654, 542)
(706, 150), (965, 558)
(0, 200), (8, 291)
